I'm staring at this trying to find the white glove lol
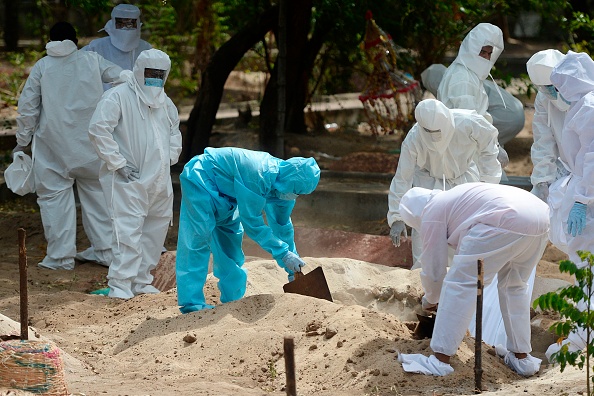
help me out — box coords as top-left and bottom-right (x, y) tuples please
(282, 251), (305, 273)
(390, 221), (407, 247)
(530, 182), (549, 202)
(398, 353), (454, 376)
(421, 295), (437, 312)
(497, 145), (509, 168)
(494, 344), (541, 377)
(12, 144), (27, 155)
(116, 165), (140, 182)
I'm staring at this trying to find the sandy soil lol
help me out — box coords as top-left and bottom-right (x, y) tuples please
(0, 99), (589, 395)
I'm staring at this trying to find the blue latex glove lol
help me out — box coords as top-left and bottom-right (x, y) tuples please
(567, 202), (587, 237)
(390, 221), (407, 247)
(282, 251), (305, 272)
(89, 287), (109, 296)
(116, 164), (140, 182)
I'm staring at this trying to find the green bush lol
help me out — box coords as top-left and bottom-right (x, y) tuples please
(533, 250), (594, 394)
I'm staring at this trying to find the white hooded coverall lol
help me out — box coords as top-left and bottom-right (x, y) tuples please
(399, 183), (548, 376)
(88, 49), (182, 299)
(527, 49), (569, 192)
(437, 23), (504, 122)
(544, 51), (594, 358)
(421, 63), (525, 146)
(387, 98), (501, 268)
(83, 4), (152, 90)
(16, 39), (122, 270)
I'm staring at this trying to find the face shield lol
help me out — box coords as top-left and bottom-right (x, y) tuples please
(144, 68), (166, 87)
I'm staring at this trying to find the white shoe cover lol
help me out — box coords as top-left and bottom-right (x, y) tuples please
(495, 344), (541, 376)
(107, 278), (134, 299)
(75, 247), (111, 267)
(132, 284), (160, 295)
(545, 339), (581, 363)
(38, 256), (75, 270)
(398, 353), (454, 376)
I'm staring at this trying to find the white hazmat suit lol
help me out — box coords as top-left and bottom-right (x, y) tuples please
(89, 49), (182, 299)
(543, 51), (594, 360)
(387, 98), (501, 268)
(437, 23), (504, 122)
(84, 4), (152, 90)
(397, 183), (549, 377)
(437, 23), (509, 169)
(421, 63), (525, 146)
(16, 38), (122, 270)
(527, 49), (569, 205)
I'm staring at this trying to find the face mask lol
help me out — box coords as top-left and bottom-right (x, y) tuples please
(539, 85), (557, 101)
(423, 127), (442, 142)
(145, 78), (164, 87)
(275, 191), (298, 201)
(551, 94), (571, 112)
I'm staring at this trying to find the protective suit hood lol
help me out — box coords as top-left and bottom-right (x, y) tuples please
(399, 187), (441, 231)
(526, 49), (565, 86)
(550, 51), (594, 103)
(104, 4), (142, 52)
(414, 99), (456, 153)
(420, 64), (446, 97)
(454, 23), (503, 80)
(273, 157), (321, 196)
(126, 49), (170, 108)
(46, 40), (77, 57)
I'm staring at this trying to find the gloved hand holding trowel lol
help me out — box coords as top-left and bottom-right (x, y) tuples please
(421, 295), (438, 313)
(282, 251), (306, 281)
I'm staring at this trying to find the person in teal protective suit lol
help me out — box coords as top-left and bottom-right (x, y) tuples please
(176, 147), (321, 313)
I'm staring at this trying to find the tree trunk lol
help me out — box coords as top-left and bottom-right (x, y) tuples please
(4, 0), (19, 51)
(182, 5), (278, 163)
(259, 0), (312, 153)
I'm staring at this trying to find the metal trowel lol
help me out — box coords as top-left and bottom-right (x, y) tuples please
(413, 313), (436, 339)
(283, 266), (333, 302)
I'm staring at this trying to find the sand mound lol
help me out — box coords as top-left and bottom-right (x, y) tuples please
(0, 258), (587, 395)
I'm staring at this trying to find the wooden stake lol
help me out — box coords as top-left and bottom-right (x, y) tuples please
(18, 228), (28, 340)
(284, 336), (296, 396)
(474, 258), (484, 393)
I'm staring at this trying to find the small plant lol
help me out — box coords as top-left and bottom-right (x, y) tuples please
(533, 250), (594, 395)
(267, 359), (277, 379)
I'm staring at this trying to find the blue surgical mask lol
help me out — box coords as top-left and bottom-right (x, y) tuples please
(276, 191), (298, 201)
(145, 78), (164, 88)
(539, 85), (558, 101)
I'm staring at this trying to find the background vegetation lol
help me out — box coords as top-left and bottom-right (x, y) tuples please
(1, 0), (593, 159)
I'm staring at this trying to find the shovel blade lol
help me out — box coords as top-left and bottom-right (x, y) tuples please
(283, 266), (333, 302)
(413, 313), (436, 339)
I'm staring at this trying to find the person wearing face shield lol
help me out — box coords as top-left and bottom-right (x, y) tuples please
(88, 49), (182, 299)
(175, 147), (321, 313)
(539, 51), (594, 363)
(526, 49), (568, 205)
(83, 4), (152, 90)
(387, 98), (501, 269)
(12, 22), (123, 270)
(436, 23), (510, 171)
(397, 183), (549, 377)
(421, 63), (525, 147)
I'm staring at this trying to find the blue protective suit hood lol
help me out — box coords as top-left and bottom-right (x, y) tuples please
(550, 51), (594, 103)
(273, 157), (320, 195)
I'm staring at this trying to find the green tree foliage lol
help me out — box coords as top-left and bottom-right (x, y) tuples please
(533, 250), (594, 394)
